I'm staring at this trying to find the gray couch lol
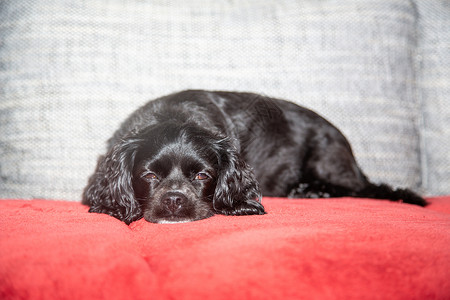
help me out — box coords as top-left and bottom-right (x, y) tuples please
(1, 0), (449, 201)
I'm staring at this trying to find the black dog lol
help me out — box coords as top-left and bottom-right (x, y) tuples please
(82, 90), (427, 224)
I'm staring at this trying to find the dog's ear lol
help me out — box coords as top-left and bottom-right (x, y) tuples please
(212, 139), (266, 216)
(82, 137), (143, 224)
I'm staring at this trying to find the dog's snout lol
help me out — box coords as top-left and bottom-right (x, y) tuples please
(162, 192), (187, 213)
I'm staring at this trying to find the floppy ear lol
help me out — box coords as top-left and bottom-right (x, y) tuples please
(212, 139), (266, 216)
(82, 137), (143, 224)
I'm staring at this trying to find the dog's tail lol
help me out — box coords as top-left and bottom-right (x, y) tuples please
(357, 182), (428, 207)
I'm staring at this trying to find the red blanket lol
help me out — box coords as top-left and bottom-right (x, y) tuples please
(1, 197), (450, 299)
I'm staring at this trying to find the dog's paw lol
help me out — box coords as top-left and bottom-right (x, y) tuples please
(288, 182), (331, 199)
(217, 200), (266, 216)
(305, 191), (331, 198)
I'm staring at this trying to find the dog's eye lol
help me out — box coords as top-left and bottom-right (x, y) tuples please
(142, 172), (159, 181)
(195, 172), (209, 180)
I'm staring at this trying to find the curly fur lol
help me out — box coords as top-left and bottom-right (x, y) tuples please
(83, 90), (427, 224)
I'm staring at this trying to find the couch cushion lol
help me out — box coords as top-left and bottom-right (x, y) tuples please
(415, 1), (450, 195)
(1, 197), (449, 299)
(1, 0), (447, 200)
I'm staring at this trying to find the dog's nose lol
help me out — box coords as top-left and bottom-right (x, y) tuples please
(162, 192), (187, 213)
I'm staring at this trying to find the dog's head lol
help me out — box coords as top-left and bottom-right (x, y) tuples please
(132, 123), (220, 223)
(83, 122), (264, 224)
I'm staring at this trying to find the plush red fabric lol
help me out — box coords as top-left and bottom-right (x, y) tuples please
(1, 197), (449, 300)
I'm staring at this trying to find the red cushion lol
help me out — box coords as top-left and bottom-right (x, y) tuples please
(1, 197), (450, 299)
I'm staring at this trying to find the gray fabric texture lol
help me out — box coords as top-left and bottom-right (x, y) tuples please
(0, 0), (448, 200)
(415, 1), (450, 195)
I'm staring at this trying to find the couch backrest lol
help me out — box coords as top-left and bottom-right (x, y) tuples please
(0, 0), (448, 200)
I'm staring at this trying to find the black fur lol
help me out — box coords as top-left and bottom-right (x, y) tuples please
(82, 90), (427, 224)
